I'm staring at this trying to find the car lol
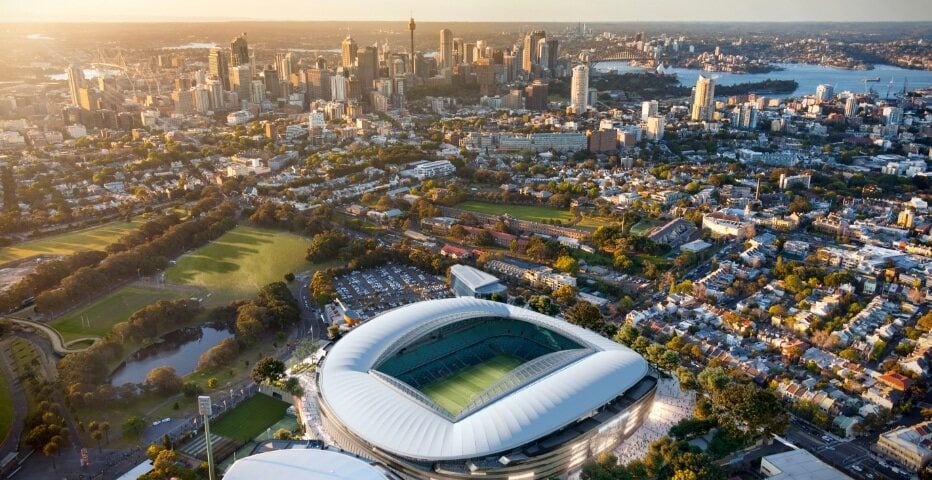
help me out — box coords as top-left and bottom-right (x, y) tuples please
(821, 435), (833, 442)
(852, 465), (863, 472)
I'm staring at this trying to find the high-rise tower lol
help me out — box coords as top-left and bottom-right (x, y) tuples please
(408, 17), (416, 74)
(66, 64), (84, 107)
(208, 49), (230, 90)
(570, 64), (589, 113)
(230, 33), (249, 67)
(690, 74), (715, 122)
(439, 29), (453, 70)
(341, 36), (358, 69)
(522, 30), (546, 76)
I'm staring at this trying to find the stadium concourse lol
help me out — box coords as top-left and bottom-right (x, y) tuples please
(316, 297), (657, 480)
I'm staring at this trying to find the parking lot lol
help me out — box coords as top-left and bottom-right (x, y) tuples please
(333, 263), (451, 320)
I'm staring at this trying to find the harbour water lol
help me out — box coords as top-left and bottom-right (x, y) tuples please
(593, 62), (932, 98)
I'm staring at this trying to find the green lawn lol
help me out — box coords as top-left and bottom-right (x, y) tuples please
(421, 355), (524, 415)
(576, 215), (615, 231)
(456, 201), (575, 223)
(164, 226), (315, 305)
(0, 367), (12, 444)
(52, 285), (191, 341)
(0, 220), (142, 264)
(211, 393), (290, 442)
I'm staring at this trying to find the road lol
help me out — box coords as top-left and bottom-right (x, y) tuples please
(784, 420), (911, 480)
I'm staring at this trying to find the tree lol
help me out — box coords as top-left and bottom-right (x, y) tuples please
(565, 301), (605, 332)
(100, 421), (111, 444)
(528, 295), (558, 315)
(122, 416), (147, 439)
(554, 255), (578, 273)
(327, 324), (342, 340)
(283, 272), (295, 283)
(235, 303), (267, 344)
(552, 284), (578, 305)
(91, 430), (103, 452)
(273, 428), (293, 440)
(43, 442), (59, 469)
(697, 366), (730, 392)
(252, 357), (286, 385)
(206, 377), (218, 389)
(146, 366), (182, 394)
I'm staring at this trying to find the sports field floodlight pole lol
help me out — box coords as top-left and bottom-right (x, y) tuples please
(198, 395), (216, 480)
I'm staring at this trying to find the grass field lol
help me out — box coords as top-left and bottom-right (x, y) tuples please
(0, 220), (142, 264)
(212, 394), (290, 442)
(576, 215), (615, 231)
(421, 354), (523, 415)
(0, 366), (12, 444)
(52, 285), (191, 341)
(164, 226), (314, 305)
(456, 201), (575, 223)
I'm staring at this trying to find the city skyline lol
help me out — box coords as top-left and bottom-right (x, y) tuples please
(3, 0), (932, 23)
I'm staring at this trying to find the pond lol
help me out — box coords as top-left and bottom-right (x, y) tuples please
(110, 324), (234, 386)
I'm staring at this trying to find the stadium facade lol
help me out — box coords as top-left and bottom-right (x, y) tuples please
(317, 297), (656, 480)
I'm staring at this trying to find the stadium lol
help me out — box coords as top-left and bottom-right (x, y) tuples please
(317, 297), (657, 480)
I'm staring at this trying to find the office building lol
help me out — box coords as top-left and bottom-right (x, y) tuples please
(524, 80), (548, 111)
(262, 66), (280, 100)
(230, 65), (252, 104)
(815, 84), (834, 104)
(439, 29), (454, 70)
(250, 79), (265, 103)
(342, 36), (358, 69)
(883, 106), (904, 126)
(522, 30), (546, 75)
(66, 64), (84, 107)
(690, 74), (715, 121)
(356, 46), (379, 96)
(570, 64), (589, 113)
(231, 33), (249, 67)
(641, 100), (658, 121)
(537, 38), (550, 71)
(208, 48), (230, 90)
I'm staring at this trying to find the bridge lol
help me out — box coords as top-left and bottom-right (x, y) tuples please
(589, 48), (652, 63)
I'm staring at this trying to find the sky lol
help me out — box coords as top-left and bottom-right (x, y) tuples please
(2, 0), (931, 23)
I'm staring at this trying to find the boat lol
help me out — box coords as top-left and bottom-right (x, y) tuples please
(865, 77), (881, 83)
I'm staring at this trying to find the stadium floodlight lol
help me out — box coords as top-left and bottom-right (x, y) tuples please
(198, 395), (216, 480)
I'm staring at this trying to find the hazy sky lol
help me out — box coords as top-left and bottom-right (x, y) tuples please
(2, 0), (931, 23)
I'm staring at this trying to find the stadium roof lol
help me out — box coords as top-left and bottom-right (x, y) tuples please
(223, 449), (393, 480)
(449, 264), (504, 291)
(318, 297), (648, 461)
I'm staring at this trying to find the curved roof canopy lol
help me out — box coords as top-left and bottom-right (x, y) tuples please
(318, 297), (648, 461)
(223, 449), (391, 480)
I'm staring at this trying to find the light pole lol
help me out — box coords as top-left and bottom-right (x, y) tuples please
(198, 396), (216, 480)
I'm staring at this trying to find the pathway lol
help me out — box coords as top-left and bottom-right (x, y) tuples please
(0, 339), (28, 461)
(1, 316), (99, 355)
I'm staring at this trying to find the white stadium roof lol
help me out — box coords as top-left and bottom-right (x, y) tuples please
(318, 297), (648, 461)
(223, 449), (391, 480)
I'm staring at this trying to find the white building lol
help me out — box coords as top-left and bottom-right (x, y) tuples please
(646, 116), (664, 141)
(570, 64), (590, 113)
(641, 100), (658, 122)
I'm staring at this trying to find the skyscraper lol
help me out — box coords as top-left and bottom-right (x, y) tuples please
(66, 64), (84, 107)
(439, 29), (454, 70)
(524, 80), (548, 111)
(815, 84), (834, 104)
(356, 46), (379, 96)
(230, 33), (249, 67)
(690, 75), (715, 122)
(408, 17), (416, 74)
(570, 64), (589, 112)
(341, 36), (358, 69)
(537, 38), (550, 71)
(208, 49), (229, 90)
(522, 30), (546, 75)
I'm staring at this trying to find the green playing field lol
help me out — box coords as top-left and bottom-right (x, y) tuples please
(421, 355), (524, 415)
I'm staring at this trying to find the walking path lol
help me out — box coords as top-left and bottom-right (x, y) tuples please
(0, 339), (28, 461)
(1, 316), (98, 354)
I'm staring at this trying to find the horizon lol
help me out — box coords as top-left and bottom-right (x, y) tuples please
(3, 0), (931, 23)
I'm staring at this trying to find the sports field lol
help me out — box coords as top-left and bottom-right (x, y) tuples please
(52, 285), (192, 341)
(164, 225), (315, 305)
(0, 220), (142, 264)
(421, 354), (523, 415)
(456, 201), (574, 223)
(211, 393), (291, 442)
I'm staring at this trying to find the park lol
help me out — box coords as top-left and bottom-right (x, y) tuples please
(0, 220), (141, 264)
